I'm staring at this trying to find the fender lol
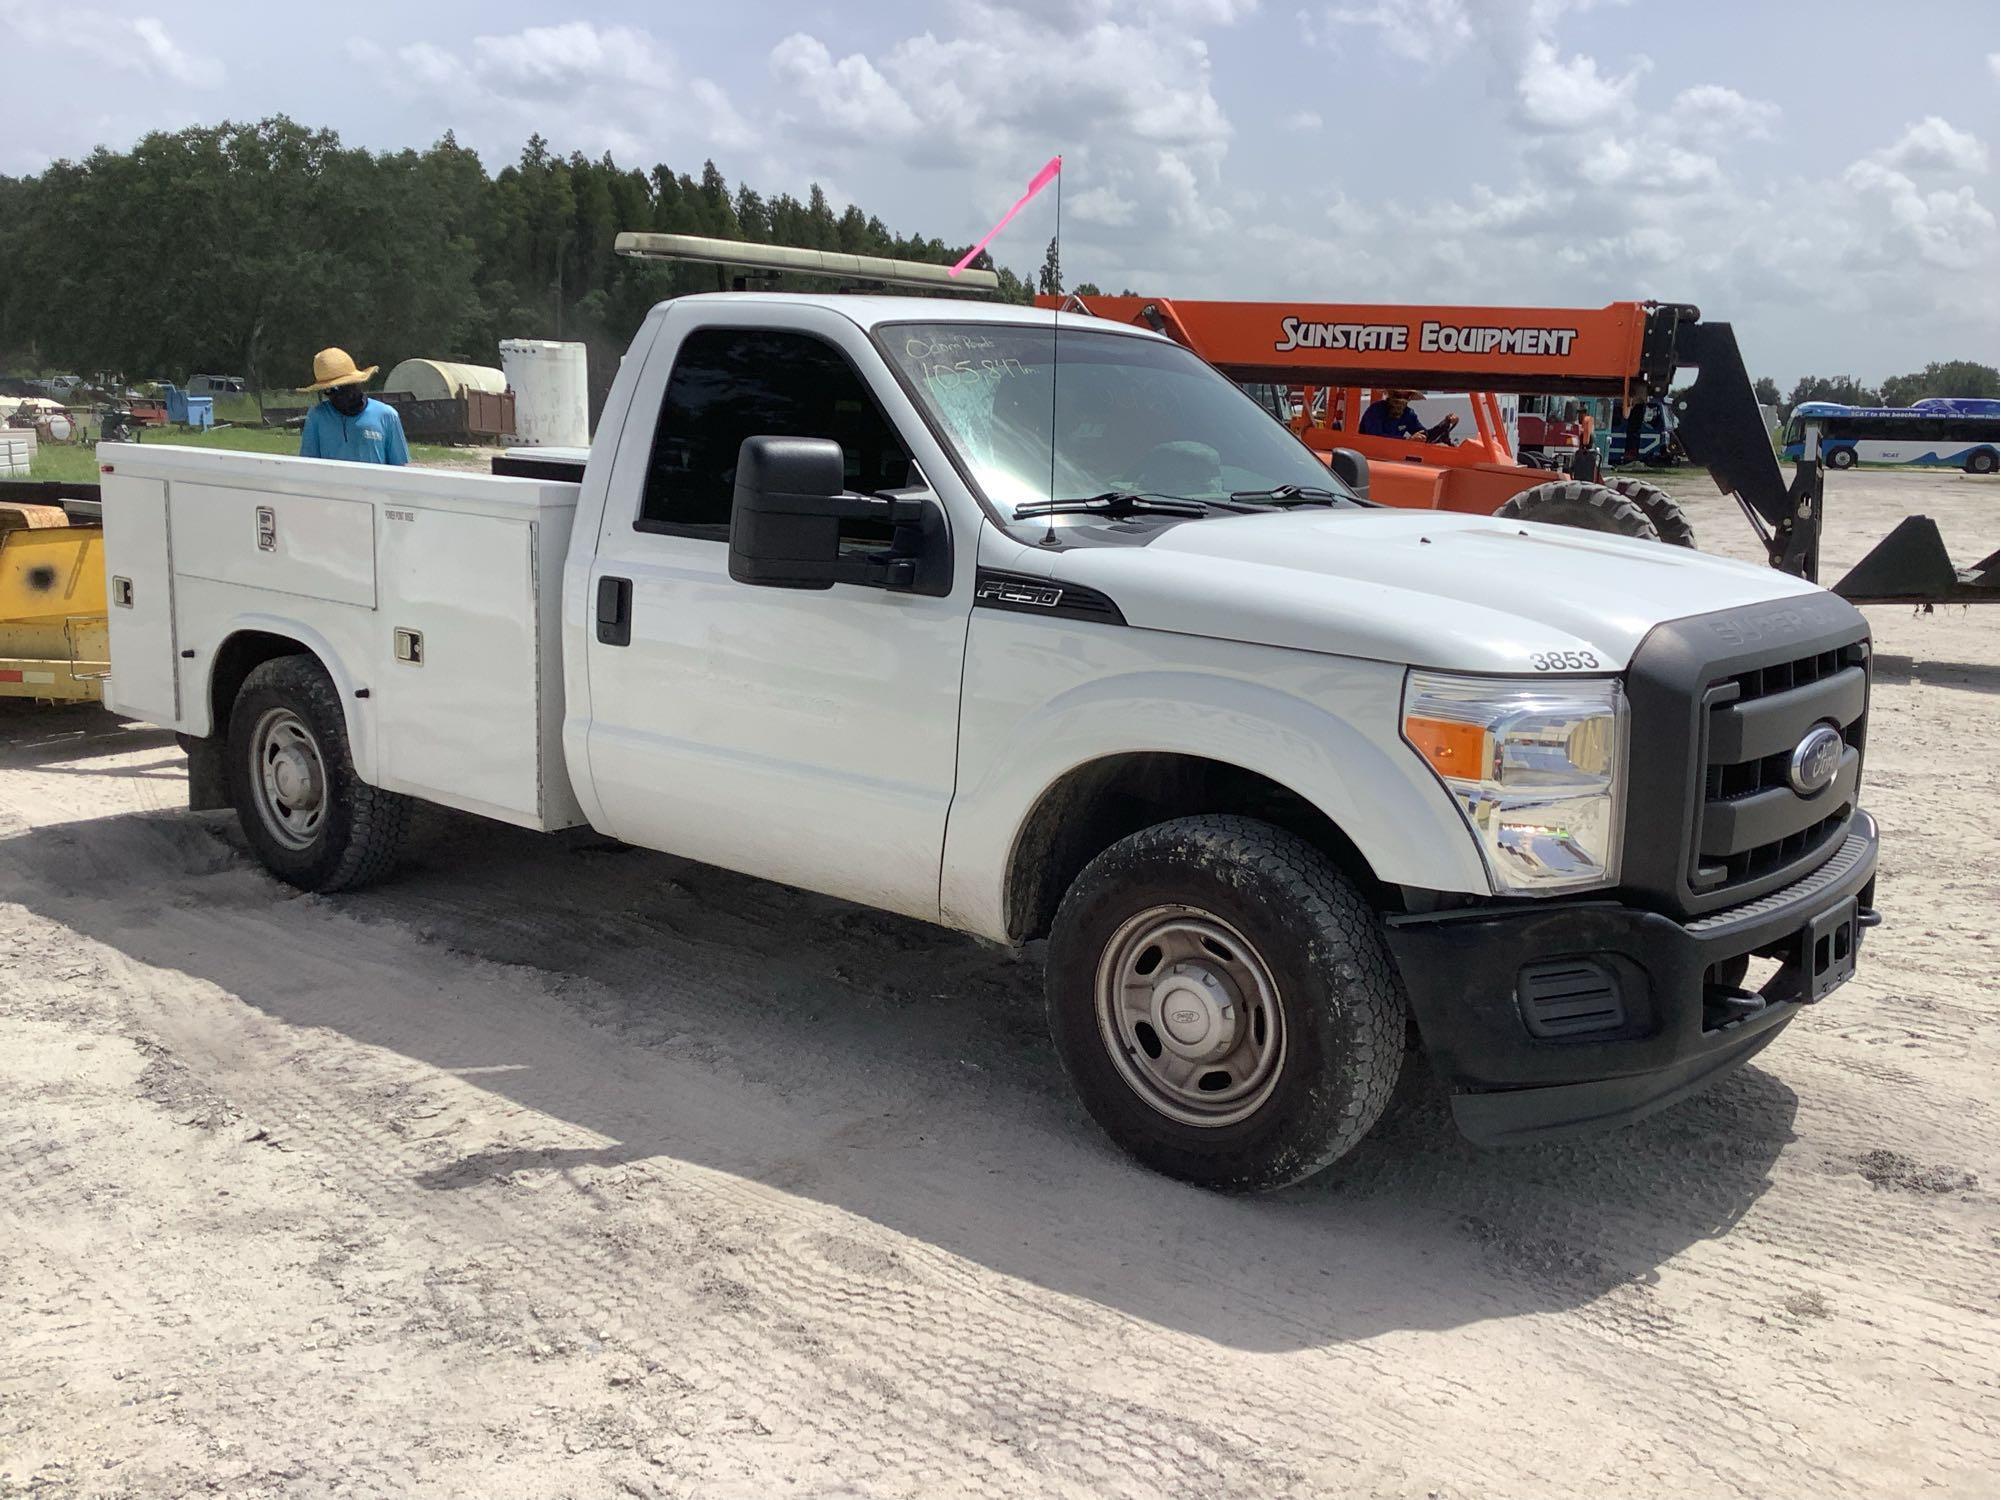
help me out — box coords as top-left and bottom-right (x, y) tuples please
(195, 612), (378, 783)
(940, 640), (1490, 942)
(556, 299), (677, 835)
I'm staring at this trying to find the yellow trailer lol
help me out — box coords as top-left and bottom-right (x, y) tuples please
(0, 502), (108, 702)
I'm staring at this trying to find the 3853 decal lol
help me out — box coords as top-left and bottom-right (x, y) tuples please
(1529, 649), (1600, 671)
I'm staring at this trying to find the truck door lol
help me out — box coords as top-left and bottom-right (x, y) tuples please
(582, 315), (971, 923)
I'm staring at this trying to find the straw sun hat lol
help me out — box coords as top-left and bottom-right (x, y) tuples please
(301, 347), (378, 393)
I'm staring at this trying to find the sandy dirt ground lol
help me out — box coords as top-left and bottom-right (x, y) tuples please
(1, 469), (1995, 1499)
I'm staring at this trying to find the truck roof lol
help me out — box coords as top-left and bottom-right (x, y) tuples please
(667, 292), (1164, 340)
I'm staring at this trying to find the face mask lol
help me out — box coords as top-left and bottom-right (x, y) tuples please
(328, 384), (367, 417)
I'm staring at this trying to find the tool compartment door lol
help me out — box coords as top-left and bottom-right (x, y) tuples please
(169, 482), (376, 607)
(372, 504), (563, 828)
(100, 475), (180, 724)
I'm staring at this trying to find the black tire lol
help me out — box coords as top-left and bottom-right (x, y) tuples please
(1966, 448), (1997, 475)
(1494, 479), (1661, 541)
(1825, 446), (1858, 470)
(1045, 815), (1405, 1191)
(225, 655), (409, 891)
(1607, 475), (1698, 549)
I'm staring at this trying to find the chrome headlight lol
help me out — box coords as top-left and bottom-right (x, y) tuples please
(1401, 671), (1627, 895)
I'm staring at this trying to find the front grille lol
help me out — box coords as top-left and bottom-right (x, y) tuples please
(1692, 641), (1869, 895)
(1622, 594), (1873, 920)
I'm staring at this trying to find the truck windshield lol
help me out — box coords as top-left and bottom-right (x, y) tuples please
(881, 323), (1358, 521)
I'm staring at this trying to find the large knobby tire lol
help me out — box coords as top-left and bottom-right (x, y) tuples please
(1606, 474), (1697, 549)
(1045, 815), (1405, 1191)
(226, 655), (409, 891)
(1494, 479), (1661, 541)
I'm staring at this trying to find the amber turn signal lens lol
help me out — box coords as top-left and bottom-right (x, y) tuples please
(1404, 715), (1491, 781)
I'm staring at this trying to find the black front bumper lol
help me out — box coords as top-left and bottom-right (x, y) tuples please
(1385, 811), (1879, 1145)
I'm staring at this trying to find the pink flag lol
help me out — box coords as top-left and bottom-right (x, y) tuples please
(949, 156), (1062, 277)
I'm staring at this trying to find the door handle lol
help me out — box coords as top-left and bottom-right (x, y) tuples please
(596, 575), (632, 647)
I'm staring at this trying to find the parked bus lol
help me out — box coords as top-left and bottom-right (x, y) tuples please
(1781, 397), (2000, 473)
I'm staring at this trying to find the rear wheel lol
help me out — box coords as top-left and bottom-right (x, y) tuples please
(1045, 815), (1405, 1191)
(226, 656), (409, 891)
(1825, 446), (1858, 470)
(1494, 479), (1661, 541)
(1966, 448), (1997, 475)
(1606, 475), (1697, 549)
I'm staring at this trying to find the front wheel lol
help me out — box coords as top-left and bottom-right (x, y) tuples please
(1606, 475), (1697, 549)
(1966, 448), (1997, 475)
(1045, 816), (1405, 1191)
(1825, 446), (1858, 470)
(226, 655), (409, 891)
(1494, 479), (1661, 541)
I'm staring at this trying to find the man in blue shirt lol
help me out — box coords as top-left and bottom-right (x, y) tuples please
(299, 347), (409, 465)
(1357, 388), (1457, 444)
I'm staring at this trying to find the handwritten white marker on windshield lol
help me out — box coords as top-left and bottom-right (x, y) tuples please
(950, 156), (1062, 277)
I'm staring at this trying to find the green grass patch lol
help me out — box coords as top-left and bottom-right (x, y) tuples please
(27, 425), (474, 484)
(209, 392), (270, 426)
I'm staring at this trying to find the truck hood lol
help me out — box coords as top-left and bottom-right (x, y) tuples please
(999, 508), (1826, 673)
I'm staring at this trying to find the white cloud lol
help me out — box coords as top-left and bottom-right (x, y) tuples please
(469, 22), (666, 92)
(1319, 0), (1476, 63)
(763, 0), (1239, 276)
(1842, 159), (1997, 273)
(367, 21), (752, 166)
(126, 17), (223, 87)
(1514, 39), (1645, 131)
(0, 4), (223, 88)
(770, 34), (924, 143)
(1070, 185), (1139, 227)
(1305, 0), (1609, 66)
(690, 80), (758, 154)
(1868, 116), (1989, 176)
(728, 0), (1993, 377)
(1666, 84), (1780, 147)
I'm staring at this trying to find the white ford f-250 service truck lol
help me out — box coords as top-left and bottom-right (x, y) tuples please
(99, 290), (1879, 1191)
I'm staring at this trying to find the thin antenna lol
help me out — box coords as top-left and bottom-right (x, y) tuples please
(1042, 156), (1063, 548)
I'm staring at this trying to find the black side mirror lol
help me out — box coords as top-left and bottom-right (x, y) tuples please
(1326, 447), (1370, 499)
(729, 435), (949, 595)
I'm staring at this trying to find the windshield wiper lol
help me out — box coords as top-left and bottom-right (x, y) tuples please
(1226, 484), (1346, 507)
(1014, 491), (1211, 520)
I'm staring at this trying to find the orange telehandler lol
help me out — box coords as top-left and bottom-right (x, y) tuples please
(1042, 294), (1995, 606)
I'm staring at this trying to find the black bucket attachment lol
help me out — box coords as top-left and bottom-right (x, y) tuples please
(1832, 515), (2000, 605)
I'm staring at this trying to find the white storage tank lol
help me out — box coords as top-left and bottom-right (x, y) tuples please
(499, 340), (589, 448)
(383, 359), (507, 401)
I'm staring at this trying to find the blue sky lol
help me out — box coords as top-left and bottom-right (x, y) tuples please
(4, 0), (1996, 382)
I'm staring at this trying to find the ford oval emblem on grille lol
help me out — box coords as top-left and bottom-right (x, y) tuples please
(1788, 723), (1844, 796)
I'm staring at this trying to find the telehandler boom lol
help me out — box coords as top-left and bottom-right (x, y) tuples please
(1046, 294), (1996, 606)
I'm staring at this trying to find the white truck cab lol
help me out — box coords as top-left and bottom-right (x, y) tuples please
(99, 290), (1879, 1190)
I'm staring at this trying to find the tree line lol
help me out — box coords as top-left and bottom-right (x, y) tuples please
(0, 118), (1057, 407)
(0, 117), (1989, 418)
(1755, 363), (2000, 420)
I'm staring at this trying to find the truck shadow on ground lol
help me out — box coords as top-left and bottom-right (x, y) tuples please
(1868, 651), (1998, 695)
(2, 724), (1803, 1354)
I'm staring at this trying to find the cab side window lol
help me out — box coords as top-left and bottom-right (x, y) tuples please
(637, 328), (913, 538)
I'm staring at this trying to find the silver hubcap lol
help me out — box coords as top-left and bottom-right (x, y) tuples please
(252, 707), (327, 851)
(1094, 905), (1286, 1127)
